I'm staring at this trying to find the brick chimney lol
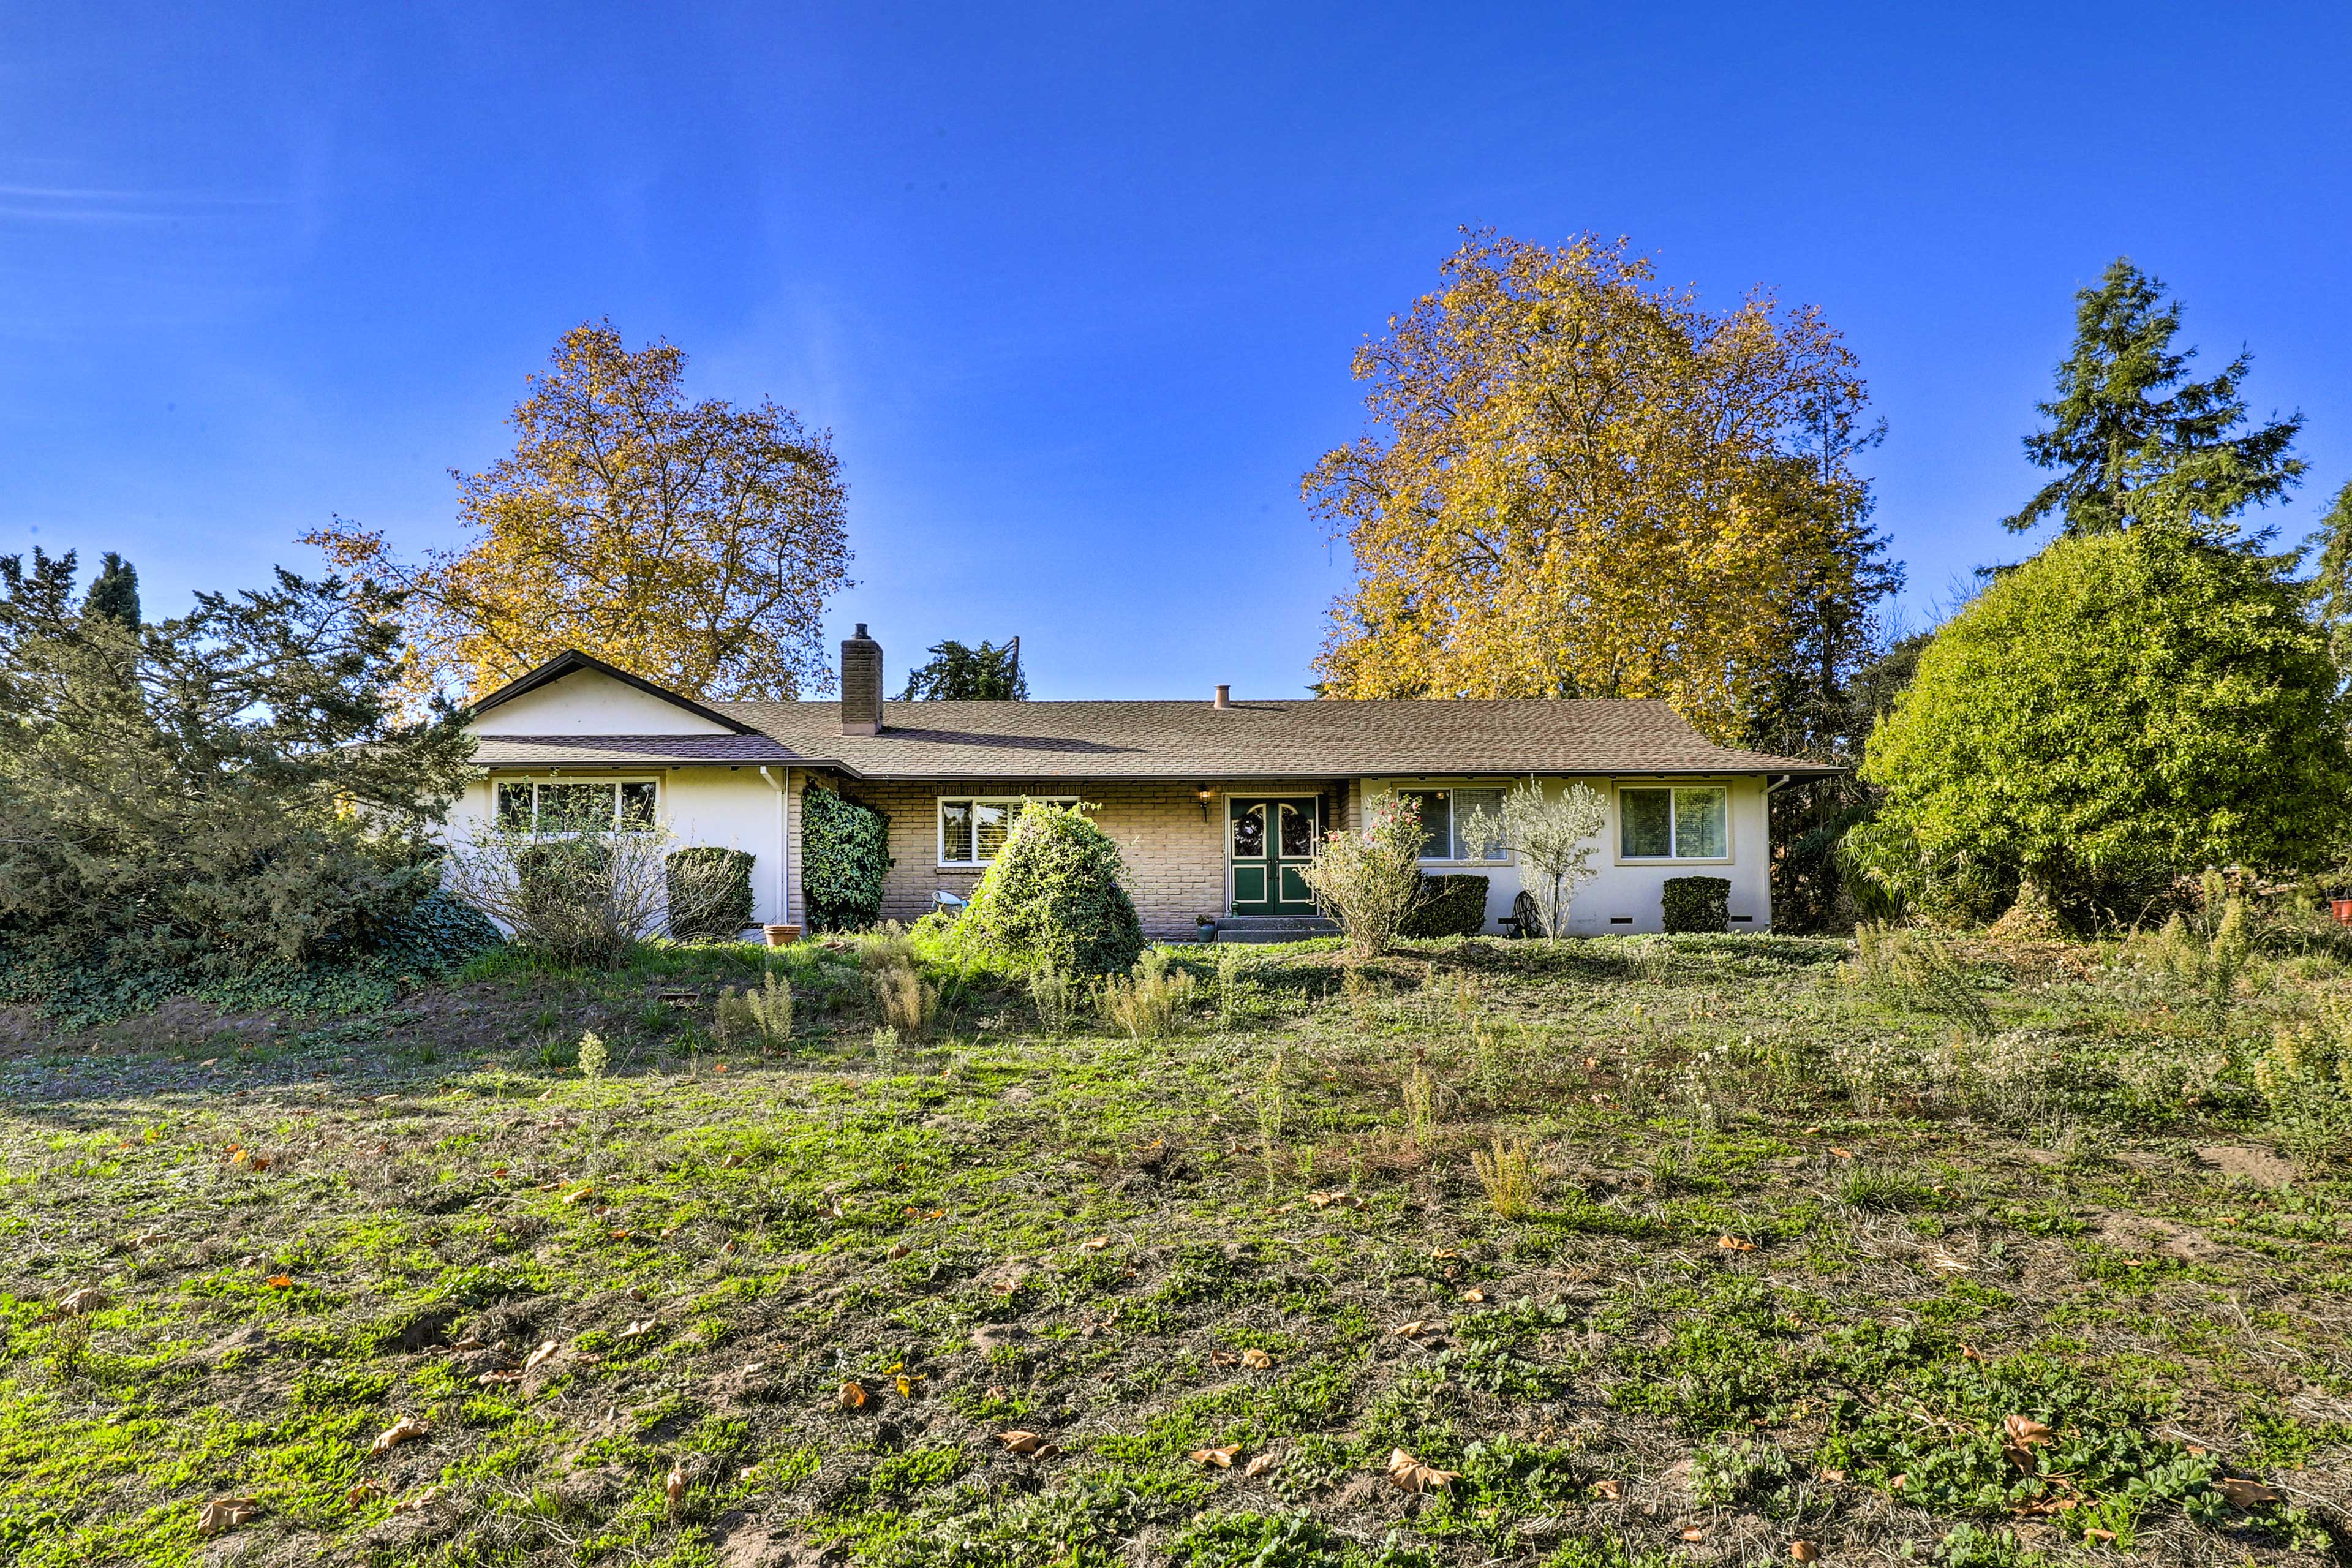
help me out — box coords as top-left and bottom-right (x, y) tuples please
(841, 624), (882, 735)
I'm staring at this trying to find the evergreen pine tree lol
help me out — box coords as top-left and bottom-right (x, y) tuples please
(82, 552), (140, 628)
(2004, 258), (2304, 540)
(897, 637), (1027, 699)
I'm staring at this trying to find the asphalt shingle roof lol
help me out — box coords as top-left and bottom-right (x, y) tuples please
(687, 697), (1832, 781)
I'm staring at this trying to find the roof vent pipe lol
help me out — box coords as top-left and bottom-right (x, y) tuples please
(842, 624), (883, 736)
(1213, 684), (1231, 710)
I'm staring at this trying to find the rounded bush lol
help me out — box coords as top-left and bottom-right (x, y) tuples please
(1861, 529), (2351, 916)
(957, 803), (1144, 974)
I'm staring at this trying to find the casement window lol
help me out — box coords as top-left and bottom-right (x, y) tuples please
(937, 796), (1078, 866)
(1618, 786), (1729, 861)
(494, 779), (658, 831)
(1396, 787), (1508, 864)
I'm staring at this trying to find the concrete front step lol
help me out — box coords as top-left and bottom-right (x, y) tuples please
(1206, 914), (1341, 944)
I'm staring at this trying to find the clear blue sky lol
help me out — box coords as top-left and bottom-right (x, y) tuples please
(4, 2), (2348, 698)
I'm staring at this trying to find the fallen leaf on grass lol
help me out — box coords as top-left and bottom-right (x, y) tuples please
(619, 1319), (655, 1340)
(345, 1480), (382, 1506)
(1190, 1446), (1243, 1468)
(1790, 1542), (1820, 1562)
(562, 1186), (597, 1206)
(1244, 1454), (1276, 1477)
(2217, 1477), (2284, 1508)
(477, 1370), (523, 1385)
(1386, 1448), (1457, 1492)
(837, 1381), (868, 1409)
(1240, 1348), (1274, 1370)
(197, 1496), (259, 1535)
(1829, 1147), (1855, 1159)
(1819, 1468), (1845, 1483)
(665, 1460), (685, 1519)
(1460, 1287), (1486, 1303)
(1391, 1319), (1443, 1339)
(895, 1370), (923, 1396)
(390, 1486), (442, 1515)
(1210, 1350), (1238, 1366)
(888, 1243), (911, 1259)
(998, 1430), (1049, 1454)
(2003, 1414), (2053, 1447)
(1079, 1236), (1110, 1251)
(522, 1340), (559, 1373)
(55, 1287), (108, 1316)
(371, 1416), (429, 1457)
(1716, 1235), (1757, 1253)
(1679, 1526), (1706, 1542)
(1591, 1479), (1621, 1500)
(1306, 1189), (1362, 1210)
(265, 1274), (295, 1289)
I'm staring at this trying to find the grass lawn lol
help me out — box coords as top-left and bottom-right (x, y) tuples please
(0, 930), (2347, 1567)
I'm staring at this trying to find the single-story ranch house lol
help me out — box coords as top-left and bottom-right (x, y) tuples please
(451, 628), (1832, 939)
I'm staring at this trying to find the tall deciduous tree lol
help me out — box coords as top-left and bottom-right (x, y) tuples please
(1303, 231), (1899, 741)
(2003, 258), (2304, 540)
(899, 637), (1027, 699)
(307, 321), (853, 704)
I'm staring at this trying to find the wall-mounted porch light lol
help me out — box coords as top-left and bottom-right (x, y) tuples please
(1196, 785), (1213, 820)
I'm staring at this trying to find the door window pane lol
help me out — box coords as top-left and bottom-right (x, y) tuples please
(973, 801), (1012, 861)
(1400, 790), (1450, 861)
(1620, 788), (1672, 858)
(496, 782), (534, 829)
(1452, 788), (1505, 861)
(1278, 801), (1315, 858)
(538, 782), (613, 830)
(619, 781), (658, 827)
(940, 800), (974, 863)
(1232, 803), (1267, 859)
(1673, 789), (1728, 858)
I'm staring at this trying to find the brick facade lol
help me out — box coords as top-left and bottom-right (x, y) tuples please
(787, 775), (1344, 939)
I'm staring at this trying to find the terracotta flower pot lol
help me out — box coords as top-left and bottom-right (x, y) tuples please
(763, 924), (802, 948)
(2330, 899), (2352, 927)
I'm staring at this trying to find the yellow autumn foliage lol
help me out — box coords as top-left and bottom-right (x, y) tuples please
(1305, 232), (1891, 741)
(308, 321), (852, 704)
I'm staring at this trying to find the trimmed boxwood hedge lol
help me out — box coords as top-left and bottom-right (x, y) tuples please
(666, 846), (756, 941)
(1401, 873), (1490, 939)
(1662, 875), (1730, 934)
(801, 784), (891, 932)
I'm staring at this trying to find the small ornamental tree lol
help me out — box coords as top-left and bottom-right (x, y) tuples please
(1300, 794), (1424, 957)
(1860, 527), (2352, 919)
(1461, 782), (1608, 940)
(957, 802), (1144, 975)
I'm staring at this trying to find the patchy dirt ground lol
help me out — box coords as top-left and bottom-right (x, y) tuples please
(0, 933), (2346, 1568)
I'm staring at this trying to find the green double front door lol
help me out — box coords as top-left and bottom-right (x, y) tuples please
(1229, 796), (1320, 914)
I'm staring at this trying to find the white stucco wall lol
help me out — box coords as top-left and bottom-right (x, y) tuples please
(446, 766), (791, 929)
(472, 670), (733, 736)
(1360, 775), (1775, 935)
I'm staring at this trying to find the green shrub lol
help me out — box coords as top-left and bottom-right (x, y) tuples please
(1861, 527), (2352, 916)
(956, 802), (1143, 974)
(1661, 876), (1729, 933)
(665, 846), (755, 941)
(801, 784), (890, 931)
(1401, 873), (1489, 939)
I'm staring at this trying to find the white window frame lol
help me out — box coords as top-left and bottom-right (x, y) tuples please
(936, 796), (1079, 868)
(1392, 784), (1510, 867)
(494, 777), (661, 832)
(1615, 783), (1732, 864)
